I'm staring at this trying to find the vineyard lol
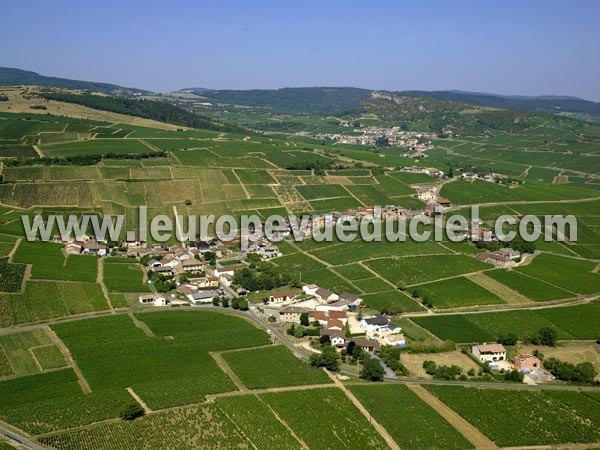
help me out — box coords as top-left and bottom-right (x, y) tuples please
(0, 257), (25, 292)
(261, 388), (389, 449)
(39, 395), (303, 450)
(102, 260), (150, 292)
(350, 384), (473, 450)
(222, 345), (332, 389)
(412, 301), (600, 342)
(425, 385), (600, 446)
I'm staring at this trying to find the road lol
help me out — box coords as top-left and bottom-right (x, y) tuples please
(0, 424), (47, 450)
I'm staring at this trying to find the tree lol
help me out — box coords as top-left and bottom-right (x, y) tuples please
(497, 333), (518, 346)
(447, 165), (454, 178)
(237, 298), (249, 311)
(360, 356), (384, 381)
(309, 344), (340, 371)
(221, 298), (229, 308)
(300, 313), (309, 327)
(538, 327), (557, 347)
(287, 323), (296, 336)
(120, 402), (144, 421)
(294, 325), (306, 339)
(267, 315), (276, 323)
(504, 370), (524, 382)
(212, 297), (220, 306)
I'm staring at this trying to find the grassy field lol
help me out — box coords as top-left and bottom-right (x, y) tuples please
(350, 384), (472, 450)
(222, 345), (331, 389)
(425, 385), (600, 447)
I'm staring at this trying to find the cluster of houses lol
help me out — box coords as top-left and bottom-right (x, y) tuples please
(316, 127), (437, 153)
(471, 343), (554, 383)
(266, 285), (405, 352)
(54, 234), (111, 257)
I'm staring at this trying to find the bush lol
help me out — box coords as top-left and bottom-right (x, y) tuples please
(309, 344), (340, 371)
(504, 370), (524, 382)
(120, 402), (144, 421)
(360, 355), (385, 381)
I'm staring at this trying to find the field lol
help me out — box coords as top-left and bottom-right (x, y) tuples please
(0, 281), (109, 327)
(40, 395), (304, 450)
(0, 257), (25, 292)
(261, 388), (389, 449)
(484, 269), (573, 301)
(515, 253), (600, 295)
(350, 384), (472, 449)
(412, 276), (504, 309)
(13, 241), (98, 282)
(365, 255), (489, 287)
(425, 385), (600, 446)
(102, 260), (150, 292)
(0, 328), (65, 377)
(221, 345), (332, 389)
(412, 301), (600, 342)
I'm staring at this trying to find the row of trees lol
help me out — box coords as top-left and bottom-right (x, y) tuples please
(5, 151), (166, 167)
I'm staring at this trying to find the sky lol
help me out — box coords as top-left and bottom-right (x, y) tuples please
(1, 0), (599, 100)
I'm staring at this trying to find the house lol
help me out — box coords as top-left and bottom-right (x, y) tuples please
(182, 259), (203, 272)
(302, 284), (319, 296)
(65, 242), (82, 255)
(383, 334), (406, 347)
(475, 252), (513, 269)
(309, 310), (347, 327)
(219, 274), (234, 287)
(437, 198), (451, 207)
(360, 314), (401, 334)
(326, 318), (345, 330)
(152, 266), (174, 275)
(160, 254), (180, 269)
(196, 276), (219, 288)
(339, 292), (362, 308)
(138, 293), (168, 307)
(514, 354), (541, 372)
(351, 338), (381, 353)
(269, 291), (295, 304)
(189, 290), (219, 304)
(212, 267), (235, 278)
(314, 287), (339, 303)
(279, 306), (311, 323)
(415, 187), (437, 201)
(498, 247), (520, 260)
(462, 172), (478, 180)
(147, 259), (162, 269)
(472, 343), (507, 363)
(319, 329), (347, 347)
(177, 284), (197, 298)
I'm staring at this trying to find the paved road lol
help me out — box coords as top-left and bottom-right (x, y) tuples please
(0, 425), (47, 450)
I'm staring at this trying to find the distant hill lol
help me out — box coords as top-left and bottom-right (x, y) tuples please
(0, 67), (151, 96)
(397, 90), (600, 117)
(185, 87), (373, 114)
(39, 91), (241, 132)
